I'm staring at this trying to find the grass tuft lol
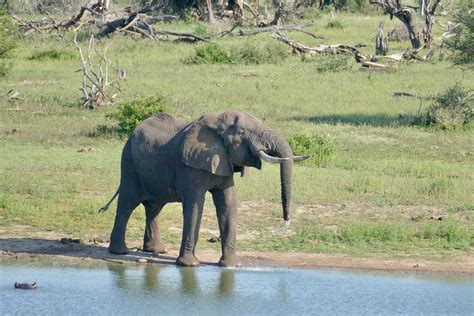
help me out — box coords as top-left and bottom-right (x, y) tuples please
(289, 133), (337, 167)
(28, 49), (76, 61)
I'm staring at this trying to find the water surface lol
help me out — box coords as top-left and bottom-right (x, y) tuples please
(1, 262), (473, 315)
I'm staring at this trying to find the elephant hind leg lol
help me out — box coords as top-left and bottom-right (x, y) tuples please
(108, 188), (142, 255)
(142, 200), (167, 254)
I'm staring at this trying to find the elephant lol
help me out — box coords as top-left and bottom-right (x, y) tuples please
(100, 111), (307, 267)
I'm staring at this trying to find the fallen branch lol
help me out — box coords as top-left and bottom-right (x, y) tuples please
(236, 24), (324, 39)
(97, 11), (208, 42)
(383, 45), (439, 62)
(272, 30), (367, 62)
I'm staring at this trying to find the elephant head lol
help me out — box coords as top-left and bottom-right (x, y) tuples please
(181, 111), (307, 222)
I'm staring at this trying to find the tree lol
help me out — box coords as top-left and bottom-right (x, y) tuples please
(445, 9), (474, 67)
(0, 7), (16, 76)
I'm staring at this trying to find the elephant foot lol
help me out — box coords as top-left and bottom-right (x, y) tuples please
(108, 242), (129, 255)
(176, 253), (200, 267)
(143, 242), (167, 254)
(219, 254), (241, 267)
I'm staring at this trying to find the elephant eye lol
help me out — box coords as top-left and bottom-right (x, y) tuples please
(237, 128), (245, 136)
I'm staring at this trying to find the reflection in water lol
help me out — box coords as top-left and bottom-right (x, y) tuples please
(107, 263), (236, 296)
(1, 262), (473, 315)
(144, 265), (160, 291)
(217, 268), (235, 297)
(107, 263), (129, 289)
(180, 267), (199, 294)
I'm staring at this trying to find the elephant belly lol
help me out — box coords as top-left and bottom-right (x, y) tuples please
(137, 158), (180, 202)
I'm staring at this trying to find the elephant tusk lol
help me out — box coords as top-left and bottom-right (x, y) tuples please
(258, 151), (290, 163)
(293, 155), (310, 162)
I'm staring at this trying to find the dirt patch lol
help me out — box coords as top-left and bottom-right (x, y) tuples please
(1, 235), (473, 274)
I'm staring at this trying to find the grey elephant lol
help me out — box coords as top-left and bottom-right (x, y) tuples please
(100, 111), (307, 267)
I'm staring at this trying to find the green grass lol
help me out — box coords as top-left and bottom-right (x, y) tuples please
(242, 218), (473, 255)
(0, 12), (473, 258)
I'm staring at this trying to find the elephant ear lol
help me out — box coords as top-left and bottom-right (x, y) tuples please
(181, 119), (233, 177)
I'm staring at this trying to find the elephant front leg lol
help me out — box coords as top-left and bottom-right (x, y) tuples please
(142, 201), (167, 254)
(177, 192), (205, 267)
(211, 184), (241, 267)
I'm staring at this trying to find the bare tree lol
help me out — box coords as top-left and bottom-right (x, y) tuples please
(73, 33), (122, 109)
(370, 0), (421, 49)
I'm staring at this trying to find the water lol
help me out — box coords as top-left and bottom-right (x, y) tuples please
(1, 262), (473, 315)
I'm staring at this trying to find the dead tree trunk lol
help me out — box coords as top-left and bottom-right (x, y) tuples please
(422, 0), (441, 48)
(375, 20), (389, 55)
(206, 0), (214, 23)
(370, 0), (421, 49)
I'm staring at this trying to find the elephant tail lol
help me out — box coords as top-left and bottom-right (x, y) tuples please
(99, 189), (119, 213)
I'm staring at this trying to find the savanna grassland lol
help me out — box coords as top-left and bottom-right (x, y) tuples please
(0, 10), (473, 264)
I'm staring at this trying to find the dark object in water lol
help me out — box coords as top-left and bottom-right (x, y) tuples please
(14, 282), (37, 290)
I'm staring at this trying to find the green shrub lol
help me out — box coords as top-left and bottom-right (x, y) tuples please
(28, 49), (76, 61)
(326, 20), (344, 29)
(0, 9), (17, 76)
(186, 43), (235, 64)
(338, 221), (414, 244)
(444, 10), (473, 67)
(105, 96), (168, 138)
(194, 24), (208, 37)
(303, 54), (348, 73)
(418, 219), (472, 250)
(424, 84), (473, 129)
(185, 42), (288, 65)
(289, 133), (337, 167)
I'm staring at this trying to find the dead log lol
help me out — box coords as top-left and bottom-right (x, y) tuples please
(97, 12), (208, 42)
(362, 61), (387, 68)
(272, 30), (367, 62)
(382, 45), (439, 62)
(234, 24), (324, 39)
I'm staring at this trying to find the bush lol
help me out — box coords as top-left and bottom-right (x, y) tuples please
(303, 54), (348, 73)
(28, 49), (76, 61)
(424, 84), (473, 129)
(0, 9), (17, 76)
(194, 24), (208, 37)
(326, 20), (344, 29)
(105, 96), (168, 138)
(289, 133), (337, 167)
(185, 42), (288, 65)
(186, 43), (234, 64)
(444, 10), (473, 67)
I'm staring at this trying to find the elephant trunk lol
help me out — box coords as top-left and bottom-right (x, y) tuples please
(266, 132), (293, 222)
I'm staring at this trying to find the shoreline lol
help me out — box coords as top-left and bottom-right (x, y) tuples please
(1, 237), (473, 275)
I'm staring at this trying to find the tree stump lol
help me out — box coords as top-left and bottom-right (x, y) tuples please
(375, 20), (389, 55)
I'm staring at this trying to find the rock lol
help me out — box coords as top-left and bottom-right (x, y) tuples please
(60, 238), (81, 245)
(77, 147), (99, 153)
(89, 237), (108, 245)
(207, 236), (221, 243)
(137, 258), (148, 264)
(410, 215), (423, 222)
(6, 128), (21, 135)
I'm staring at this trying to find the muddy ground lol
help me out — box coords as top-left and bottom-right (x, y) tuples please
(1, 234), (473, 274)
